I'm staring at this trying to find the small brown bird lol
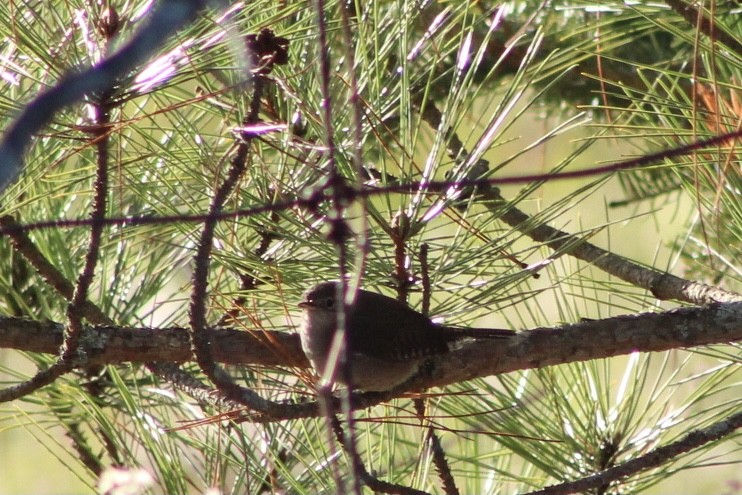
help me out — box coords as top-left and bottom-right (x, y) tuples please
(298, 281), (514, 391)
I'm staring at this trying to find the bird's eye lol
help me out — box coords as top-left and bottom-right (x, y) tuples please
(323, 297), (335, 310)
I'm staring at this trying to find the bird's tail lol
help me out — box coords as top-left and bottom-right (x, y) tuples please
(445, 326), (515, 339)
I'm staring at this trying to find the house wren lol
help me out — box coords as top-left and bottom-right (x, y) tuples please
(298, 281), (514, 391)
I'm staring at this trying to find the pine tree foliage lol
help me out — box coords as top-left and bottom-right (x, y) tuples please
(0, 0), (739, 494)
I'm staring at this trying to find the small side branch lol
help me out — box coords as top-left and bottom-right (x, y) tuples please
(523, 410), (742, 495)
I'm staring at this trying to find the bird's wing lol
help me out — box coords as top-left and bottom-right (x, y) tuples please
(347, 290), (449, 361)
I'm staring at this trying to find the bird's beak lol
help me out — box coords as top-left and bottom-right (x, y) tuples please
(298, 300), (312, 308)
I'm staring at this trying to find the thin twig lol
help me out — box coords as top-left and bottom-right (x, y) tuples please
(0, 215), (226, 408)
(216, 209), (280, 326)
(331, 415), (434, 495)
(0, 215), (111, 324)
(416, 243), (459, 495)
(523, 410), (742, 495)
(62, 90), (112, 363)
(0, 88), (114, 402)
(663, 0), (742, 56)
(186, 56), (290, 417)
(0, 0), (211, 190)
(415, 98), (740, 305)
(338, 0), (370, 284)
(414, 399), (460, 495)
(313, 0), (360, 492)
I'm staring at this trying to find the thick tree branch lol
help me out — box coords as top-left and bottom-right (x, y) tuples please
(1, 302), (739, 389)
(428, 302), (740, 388)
